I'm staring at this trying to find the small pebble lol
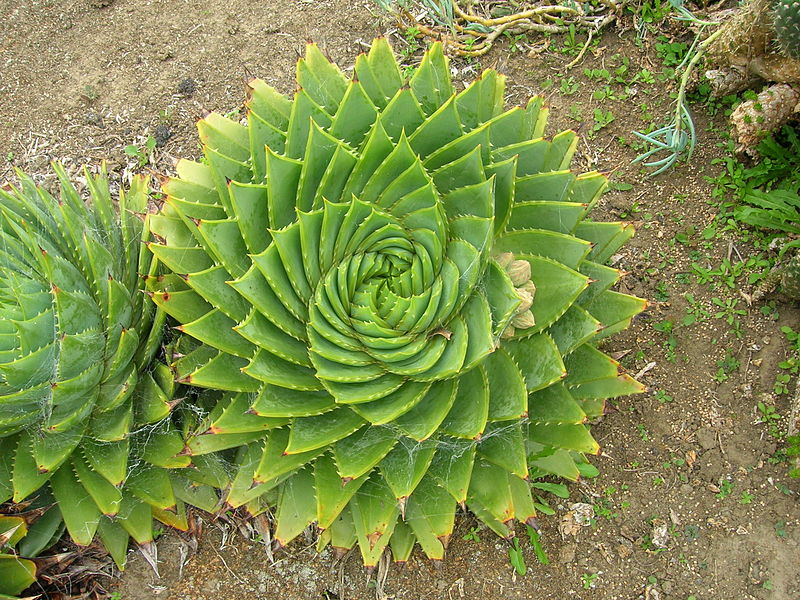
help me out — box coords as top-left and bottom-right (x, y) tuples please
(153, 124), (172, 147)
(177, 78), (197, 96)
(84, 112), (104, 127)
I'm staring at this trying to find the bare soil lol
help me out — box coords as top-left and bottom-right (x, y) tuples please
(3, 1), (799, 599)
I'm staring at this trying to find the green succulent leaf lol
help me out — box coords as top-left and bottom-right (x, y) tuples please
(0, 553), (36, 597)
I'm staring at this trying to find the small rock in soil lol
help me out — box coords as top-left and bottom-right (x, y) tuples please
(699, 449), (726, 481)
(606, 194), (630, 211)
(695, 428), (717, 451)
(651, 520), (669, 548)
(153, 124), (172, 147)
(558, 543), (576, 563)
(84, 112), (104, 127)
(177, 78), (197, 96)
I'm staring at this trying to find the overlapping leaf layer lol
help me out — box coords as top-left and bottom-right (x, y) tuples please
(0, 168), (190, 569)
(149, 38), (647, 564)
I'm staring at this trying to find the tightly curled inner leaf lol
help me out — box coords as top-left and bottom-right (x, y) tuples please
(150, 39), (646, 564)
(0, 167), (190, 567)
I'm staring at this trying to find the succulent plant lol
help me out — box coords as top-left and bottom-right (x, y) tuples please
(148, 39), (646, 564)
(1, 510), (38, 598)
(0, 499), (68, 599)
(780, 251), (800, 298)
(774, 0), (800, 59)
(0, 167), (190, 567)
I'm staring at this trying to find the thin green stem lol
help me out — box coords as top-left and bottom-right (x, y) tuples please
(670, 27), (723, 157)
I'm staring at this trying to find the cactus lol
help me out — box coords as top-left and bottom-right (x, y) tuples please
(148, 39), (647, 565)
(780, 252), (800, 298)
(0, 167), (189, 568)
(774, 0), (800, 59)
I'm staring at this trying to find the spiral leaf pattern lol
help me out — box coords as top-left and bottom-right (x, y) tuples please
(0, 167), (189, 565)
(148, 39), (647, 564)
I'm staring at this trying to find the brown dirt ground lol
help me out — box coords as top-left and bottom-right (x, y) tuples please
(3, 1), (799, 599)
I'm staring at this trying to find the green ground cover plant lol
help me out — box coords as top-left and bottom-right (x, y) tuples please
(1, 34), (649, 596)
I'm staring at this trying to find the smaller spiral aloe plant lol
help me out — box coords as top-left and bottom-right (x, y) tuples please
(0, 167), (190, 568)
(148, 38), (646, 565)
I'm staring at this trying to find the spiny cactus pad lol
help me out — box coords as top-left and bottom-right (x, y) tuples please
(780, 252), (800, 298)
(774, 0), (800, 59)
(0, 167), (190, 567)
(148, 39), (646, 564)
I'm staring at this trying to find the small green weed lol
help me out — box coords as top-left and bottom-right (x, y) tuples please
(652, 320), (677, 361)
(582, 572), (599, 589)
(682, 294), (710, 325)
(590, 108), (615, 136)
(124, 136), (157, 167)
(81, 84), (99, 102)
(503, 31), (528, 53)
(757, 401), (782, 436)
(712, 297), (746, 337)
(584, 67), (612, 82)
(655, 39), (689, 67)
(561, 24), (583, 55)
(637, 69), (656, 84)
(593, 497), (619, 520)
(774, 520), (787, 537)
(463, 526), (481, 542)
(654, 389), (673, 403)
(714, 350), (740, 383)
(508, 537), (527, 575)
(633, 0), (672, 24)
(560, 76), (580, 95)
(526, 525), (549, 565)
(715, 480), (734, 499)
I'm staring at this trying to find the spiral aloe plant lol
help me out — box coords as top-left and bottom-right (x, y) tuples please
(148, 39), (646, 564)
(0, 167), (191, 568)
